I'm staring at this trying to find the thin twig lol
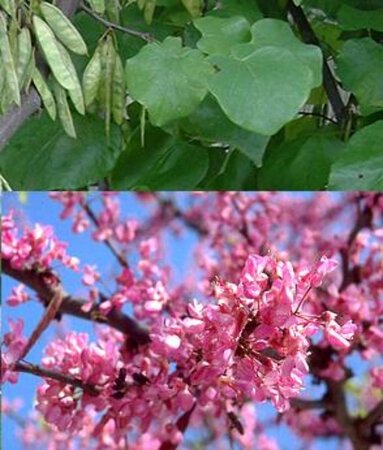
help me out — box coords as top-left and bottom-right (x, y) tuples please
(287, 1), (347, 125)
(14, 360), (100, 396)
(298, 111), (338, 125)
(80, 3), (154, 42)
(16, 291), (64, 362)
(81, 202), (130, 268)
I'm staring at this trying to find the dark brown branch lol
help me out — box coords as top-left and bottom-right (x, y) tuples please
(287, 1), (347, 125)
(0, 0), (81, 152)
(14, 360), (99, 396)
(291, 398), (326, 411)
(2, 258), (150, 345)
(361, 400), (383, 434)
(327, 381), (370, 450)
(80, 3), (154, 42)
(158, 198), (208, 236)
(339, 197), (373, 292)
(81, 202), (130, 268)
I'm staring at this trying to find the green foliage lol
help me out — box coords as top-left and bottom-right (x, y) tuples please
(0, 112), (122, 189)
(329, 121), (383, 190)
(0, 0), (382, 190)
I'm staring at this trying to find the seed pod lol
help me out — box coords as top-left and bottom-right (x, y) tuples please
(53, 81), (77, 138)
(17, 27), (32, 86)
(144, 0), (156, 25)
(102, 35), (116, 136)
(32, 67), (57, 120)
(0, 60), (7, 113)
(32, 15), (77, 90)
(8, 15), (18, 57)
(105, 0), (120, 23)
(0, 0), (16, 17)
(40, 2), (87, 55)
(56, 40), (85, 115)
(82, 45), (102, 109)
(112, 53), (125, 125)
(21, 50), (35, 92)
(88, 0), (105, 14)
(182, 0), (201, 18)
(0, 12), (20, 106)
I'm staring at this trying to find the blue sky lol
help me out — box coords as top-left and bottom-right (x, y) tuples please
(1, 192), (344, 450)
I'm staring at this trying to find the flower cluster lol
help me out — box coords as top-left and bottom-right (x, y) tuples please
(2, 192), (382, 450)
(2, 211), (79, 271)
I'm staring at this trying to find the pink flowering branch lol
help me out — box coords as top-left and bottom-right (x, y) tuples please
(81, 202), (130, 268)
(14, 360), (99, 396)
(2, 258), (150, 345)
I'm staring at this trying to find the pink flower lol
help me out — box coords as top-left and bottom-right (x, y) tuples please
(1, 319), (27, 384)
(81, 265), (100, 286)
(6, 284), (29, 307)
(321, 311), (357, 350)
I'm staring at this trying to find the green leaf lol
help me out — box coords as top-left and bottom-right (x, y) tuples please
(0, 112), (122, 189)
(337, 38), (383, 115)
(208, 47), (315, 135)
(125, 37), (214, 126)
(111, 125), (209, 189)
(329, 121), (383, 190)
(194, 16), (251, 56)
(207, 0), (263, 23)
(202, 149), (258, 189)
(338, 5), (383, 32)
(179, 96), (269, 166)
(146, 141), (209, 189)
(245, 19), (322, 86)
(259, 128), (345, 190)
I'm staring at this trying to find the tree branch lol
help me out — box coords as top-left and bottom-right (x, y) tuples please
(80, 3), (154, 42)
(0, 0), (81, 152)
(286, 1), (347, 125)
(361, 400), (383, 434)
(339, 196), (373, 292)
(290, 398), (327, 411)
(2, 258), (150, 345)
(14, 360), (100, 396)
(0, 90), (41, 152)
(327, 380), (370, 450)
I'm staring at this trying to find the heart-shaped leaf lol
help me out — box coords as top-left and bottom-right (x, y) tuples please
(208, 47), (314, 135)
(337, 38), (383, 115)
(125, 37), (214, 126)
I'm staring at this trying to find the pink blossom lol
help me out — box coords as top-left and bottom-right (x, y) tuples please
(6, 284), (29, 307)
(321, 311), (357, 350)
(82, 265), (100, 286)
